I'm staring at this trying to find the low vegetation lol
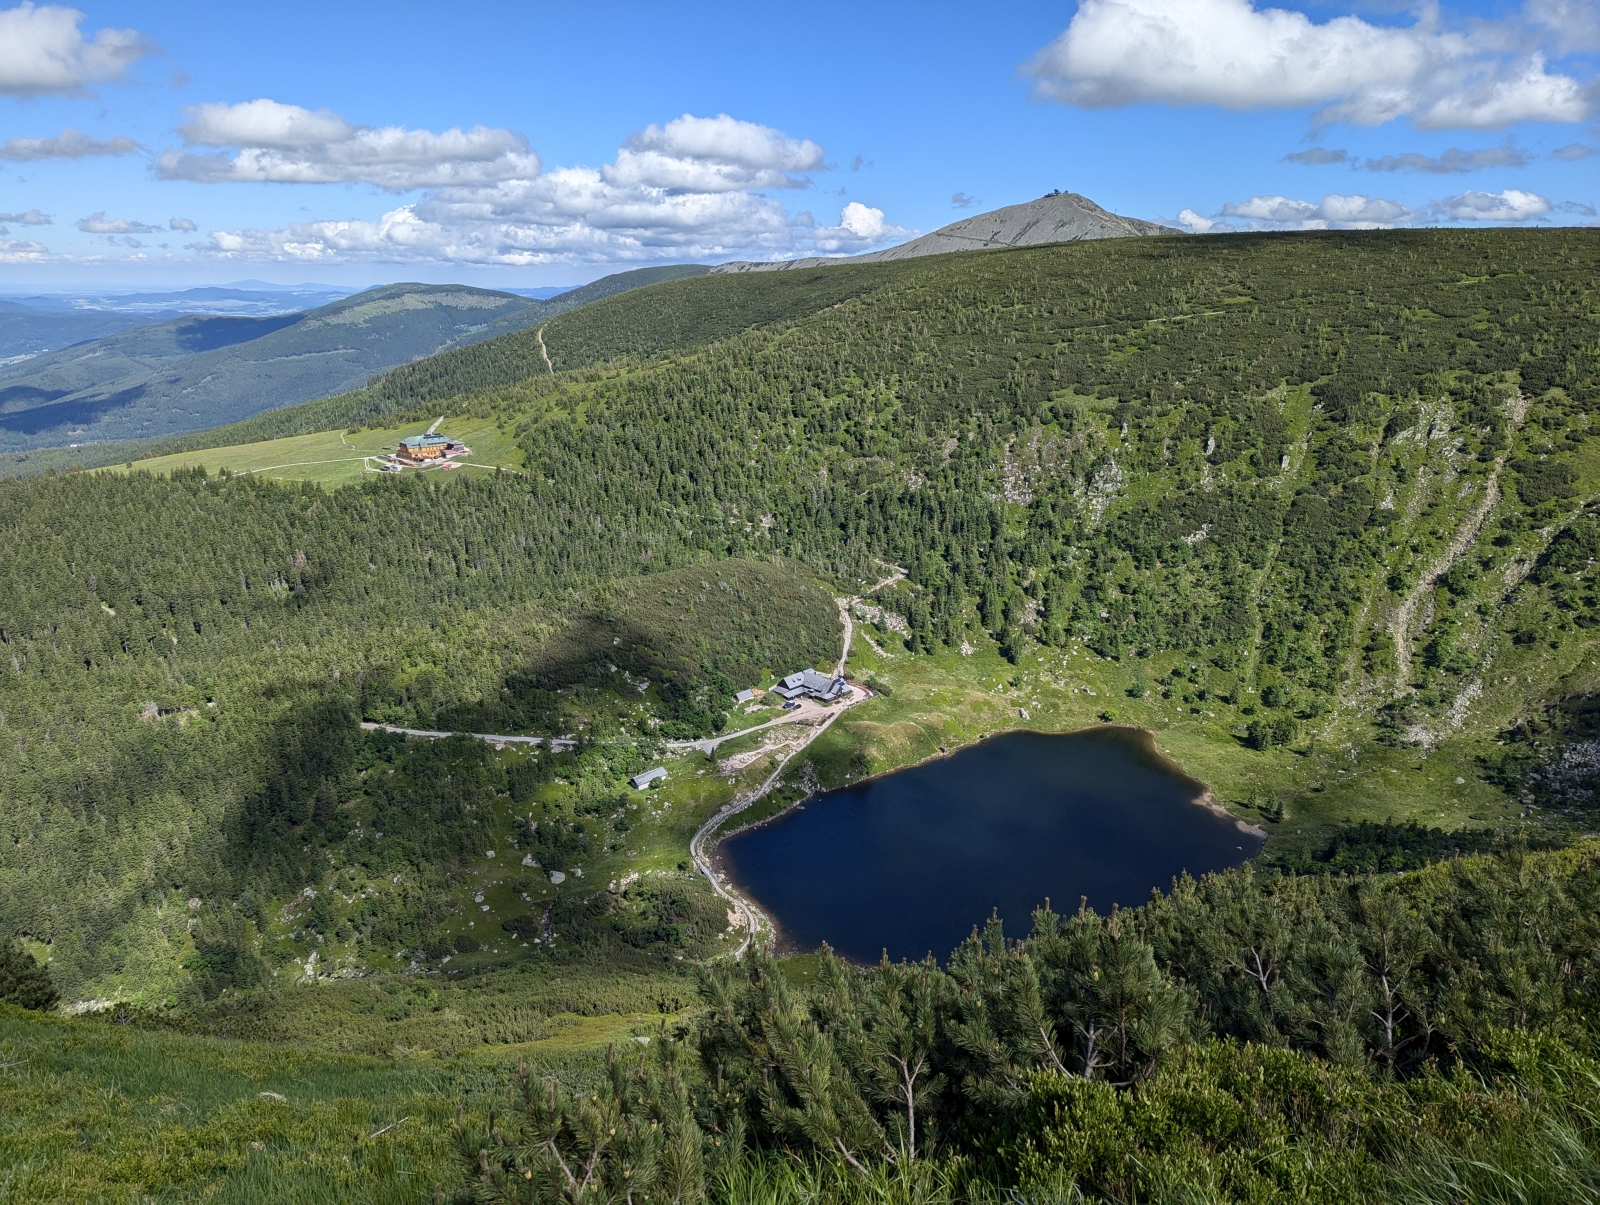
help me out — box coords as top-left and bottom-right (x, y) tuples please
(7, 841), (1599, 1202)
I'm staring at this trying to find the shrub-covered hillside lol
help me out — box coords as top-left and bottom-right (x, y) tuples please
(455, 228), (1599, 747)
(10, 842), (1599, 1203)
(463, 839), (1600, 1204)
(0, 462), (837, 998)
(3, 227), (1599, 1010)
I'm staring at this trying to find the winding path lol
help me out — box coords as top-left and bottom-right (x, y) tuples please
(359, 721), (576, 751)
(837, 568), (905, 676)
(691, 586), (880, 958)
(665, 698), (831, 755)
(689, 694), (862, 958)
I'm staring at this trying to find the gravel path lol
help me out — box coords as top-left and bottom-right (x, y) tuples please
(692, 588), (878, 958)
(358, 721), (576, 750)
(689, 694), (862, 958)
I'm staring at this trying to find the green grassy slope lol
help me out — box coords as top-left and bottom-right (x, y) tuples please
(364, 263), (716, 408)
(353, 261), (904, 419)
(1, 970), (682, 1204)
(101, 416), (528, 487)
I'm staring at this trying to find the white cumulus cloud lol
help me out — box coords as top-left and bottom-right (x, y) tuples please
(180, 98), (354, 149)
(0, 127), (141, 161)
(0, 208), (50, 224)
(805, 202), (912, 253)
(1431, 188), (1553, 220)
(839, 201), (889, 239)
(168, 216), (196, 232)
(77, 211), (160, 234)
(0, 3), (151, 97)
(1221, 192), (1422, 228)
(1191, 185), (1565, 229)
(604, 113), (823, 191)
(0, 238), (49, 262)
(195, 112), (906, 267)
(157, 99), (542, 191)
(1026, 0), (1593, 129)
(1176, 207), (1230, 233)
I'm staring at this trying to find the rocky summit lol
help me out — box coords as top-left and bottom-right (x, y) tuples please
(711, 190), (1175, 273)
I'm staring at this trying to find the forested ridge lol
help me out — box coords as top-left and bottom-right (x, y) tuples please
(5, 227), (1600, 1201)
(0, 263), (713, 478)
(0, 460), (838, 996)
(472, 229), (1600, 732)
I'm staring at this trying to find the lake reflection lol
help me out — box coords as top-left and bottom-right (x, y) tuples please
(721, 728), (1260, 964)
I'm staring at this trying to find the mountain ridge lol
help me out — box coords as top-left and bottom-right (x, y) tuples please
(0, 265), (711, 455)
(713, 190), (1175, 273)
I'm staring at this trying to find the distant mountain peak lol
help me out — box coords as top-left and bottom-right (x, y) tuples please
(712, 190), (1176, 274)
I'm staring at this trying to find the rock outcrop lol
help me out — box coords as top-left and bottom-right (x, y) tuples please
(712, 190), (1175, 273)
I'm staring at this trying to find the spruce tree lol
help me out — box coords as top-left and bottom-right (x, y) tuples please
(0, 940), (57, 1011)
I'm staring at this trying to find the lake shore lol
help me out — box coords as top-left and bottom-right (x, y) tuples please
(713, 724), (1264, 963)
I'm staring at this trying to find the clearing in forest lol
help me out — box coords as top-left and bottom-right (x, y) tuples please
(100, 417), (526, 486)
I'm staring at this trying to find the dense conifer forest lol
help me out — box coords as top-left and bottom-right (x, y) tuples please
(4, 227), (1600, 1201)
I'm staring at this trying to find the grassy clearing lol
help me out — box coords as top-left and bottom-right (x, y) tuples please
(0, 960), (702, 1202)
(820, 624), (1528, 867)
(101, 417), (525, 487)
(0, 1004), (464, 1203)
(171, 962), (698, 1054)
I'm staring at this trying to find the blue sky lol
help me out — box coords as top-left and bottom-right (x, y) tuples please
(0, 0), (1595, 288)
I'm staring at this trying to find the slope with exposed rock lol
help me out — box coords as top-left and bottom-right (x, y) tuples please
(713, 190), (1174, 273)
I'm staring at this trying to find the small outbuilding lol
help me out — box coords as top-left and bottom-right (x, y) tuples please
(631, 766), (668, 789)
(734, 689), (756, 703)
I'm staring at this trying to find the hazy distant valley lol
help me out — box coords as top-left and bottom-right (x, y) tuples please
(0, 266), (707, 457)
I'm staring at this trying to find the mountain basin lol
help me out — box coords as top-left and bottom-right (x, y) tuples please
(720, 727), (1262, 964)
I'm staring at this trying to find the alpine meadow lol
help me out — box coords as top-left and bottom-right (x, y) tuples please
(6, 226), (1600, 1204)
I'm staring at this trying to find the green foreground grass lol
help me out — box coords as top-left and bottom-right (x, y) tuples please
(2, 959), (699, 1204)
(2, 1002), (461, 1203)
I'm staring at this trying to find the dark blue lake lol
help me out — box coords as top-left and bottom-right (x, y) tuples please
(720, 728), (1261, 964)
